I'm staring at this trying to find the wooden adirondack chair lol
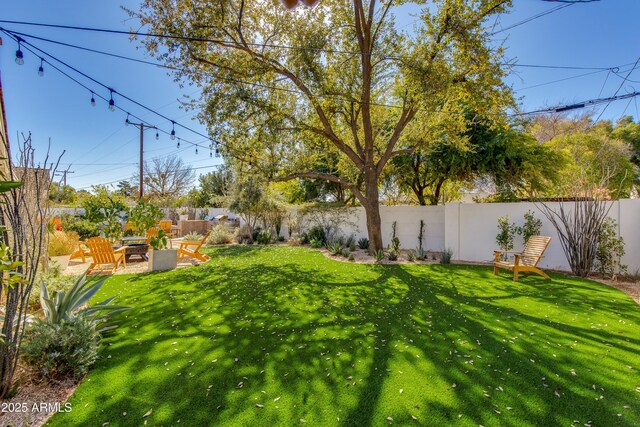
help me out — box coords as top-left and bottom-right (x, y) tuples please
(493, 236), (552, 281)
(178, 231), (211, 262)
(85, 237), (127, 274)
(145, 227), (159, 245)
(69, 241), (90, 263)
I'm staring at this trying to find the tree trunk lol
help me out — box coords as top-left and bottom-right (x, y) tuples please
(363, 170), (383, 253)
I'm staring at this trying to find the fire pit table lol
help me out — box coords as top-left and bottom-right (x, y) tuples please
(113, 243), (150, 262)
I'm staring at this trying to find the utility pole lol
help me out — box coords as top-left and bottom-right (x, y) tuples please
(54, 167), (74, 186)
(127, 121), (157, 200)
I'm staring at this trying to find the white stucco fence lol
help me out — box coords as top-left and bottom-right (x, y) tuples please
(52, 200), (640, 273)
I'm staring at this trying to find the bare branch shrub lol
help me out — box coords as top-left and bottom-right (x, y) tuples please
(0, 132), (60, 398)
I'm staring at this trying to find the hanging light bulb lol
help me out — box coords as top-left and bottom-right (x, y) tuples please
(38, 58), (44, 77)
(15, 41), (24, 65)
(108, 90), (116, 112)
(195, 146), (199, 155)
(215, 147), (220, 157)
(125, 113), (130, 126)
(90, 92), (96, 107)
(177, 138), (181, 149)
(170, 121), (176, 140)
(210, 150), (213, 158)
(155, 131), (159, 140)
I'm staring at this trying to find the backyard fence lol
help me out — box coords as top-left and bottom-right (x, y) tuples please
(52, 199), (640, 273)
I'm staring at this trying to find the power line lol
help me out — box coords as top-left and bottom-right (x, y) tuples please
(595, 56), (640, 121)
(514, 90), (640, 116)
(490, 3), (574, 36)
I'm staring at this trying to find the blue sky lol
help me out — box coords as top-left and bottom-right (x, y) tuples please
(0, 0), (638, 190)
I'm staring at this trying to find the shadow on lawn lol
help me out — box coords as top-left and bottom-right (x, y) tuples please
(52, 246), (640, 426)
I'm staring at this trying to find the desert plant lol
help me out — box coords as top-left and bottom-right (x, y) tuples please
(357, 238), (370, 250)
(389, 221), (400, 253)
(407, 250), (416, 262)
(149, 229), (168, 250)
(177, 206), (190, 216)
(182, 231), (203, 242)
(594, 217), (627, 279)
(518, 210), (542, 244)
(348, 253), (355, 262)
(440, 248), (454, 264)
(30, 265), (77, 309)
(387, 250), (398, 261)
(346, 234), (356, 250)
(327, 241), (342, 256)
(310, 238), (323, 249)
(496, 215), (517, 259)
(256, 229), (272, 245)
(39, 274), (130, 331)
(208, 224), (234, 245)
(417, 219), (425, 252)
(341, 248), (350, 258)
(48, 230), (79, 257)
(22, 315), (99, 380)
(415, 247), (426, 260)
(374, 249), (385, 263)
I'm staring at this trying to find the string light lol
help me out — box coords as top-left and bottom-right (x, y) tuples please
(195, 145), (198, 155)
(108, 89), (115, 112)
(209, 149), (212, 158)
(90, 92), (96, 107)
(155, 131), (159, 140)
(177, 138), (181, 149)
(15, 40), (24, 65)
(125, 113), (130, 126)
(215, 147), (220, 157)
(170, 121), (176, 140)
(38, 58), (44, 76)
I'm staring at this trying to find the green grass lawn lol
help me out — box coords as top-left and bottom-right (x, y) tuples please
(48, 245), (639, 426)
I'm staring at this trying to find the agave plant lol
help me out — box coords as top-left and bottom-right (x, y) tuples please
(39, 273), (130, 332)
(374, 249), (385, 263)
(327, 241), (342, 256)
(415, 247), (426, 260)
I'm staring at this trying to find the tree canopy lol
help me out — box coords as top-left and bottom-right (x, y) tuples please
(132, 0), (514, 251)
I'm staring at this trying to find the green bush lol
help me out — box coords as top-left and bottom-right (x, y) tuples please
(517, 210), (542, 244)
(387, 250), (398, 261)
(256, 229), (272, 245)
(407, 250), (416, 262)
(327, 241), (342, 256)
(208, 225), (234, 245)
(22, 316), (100, 380)
(357, 238), (369, 250)
(127, 199), (163, 235)
(594, 217), (627, 279)
(306, 226), (326, 245)
(496, 215), (517, 258)
(233, 225), (252, 244)
(63, 218), (100, 240)
(374, 249), (384, 263)
(310, 238), (323, 249)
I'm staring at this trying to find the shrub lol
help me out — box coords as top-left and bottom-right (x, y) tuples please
(48, 230), (79, 256)
(518, 210), (542, 244)
(387, 250), (398, 261)
(256, 229), (272, 245)
(22, 316), (99, 380)
(407, 250), (416, 262)
(233, 225), (252, 244)
(127, 199), (163, 235)
(62, 217), (101, 240)
(415, 247), (426, 261)
(149, 229), (168, 250)
(346, 235), (356, 250)
(310, 238), (323, 249)
(306, 225), (326, 245)
(374, 249), (384, 263)
(299, 232), (309, 245)
(348, 253), (355, 261)
(440, 248), (454, 264)
(183, 231), (204, 242)
(341, 248), (350, 258)
(357, 238), (369, 250)
(594, 217), (627, 279)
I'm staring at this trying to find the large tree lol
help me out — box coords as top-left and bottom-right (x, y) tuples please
(132, 0), (512, 251)
(134, 155), (195, 204)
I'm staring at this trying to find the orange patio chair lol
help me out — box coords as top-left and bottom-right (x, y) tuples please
(158, 220), (175, 247)
(145, 227), (159, 245)
(69, 241), (90, 263)
(85, 237), (127, 274)
(178, 230), (211, 262)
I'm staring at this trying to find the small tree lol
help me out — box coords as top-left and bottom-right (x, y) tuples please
(517, 210), (542, 244)
(227, 178), (266, 236)
(594, 217), (626, 279)
(496, 215), (517, 259)
(127, 199), (163, 235)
